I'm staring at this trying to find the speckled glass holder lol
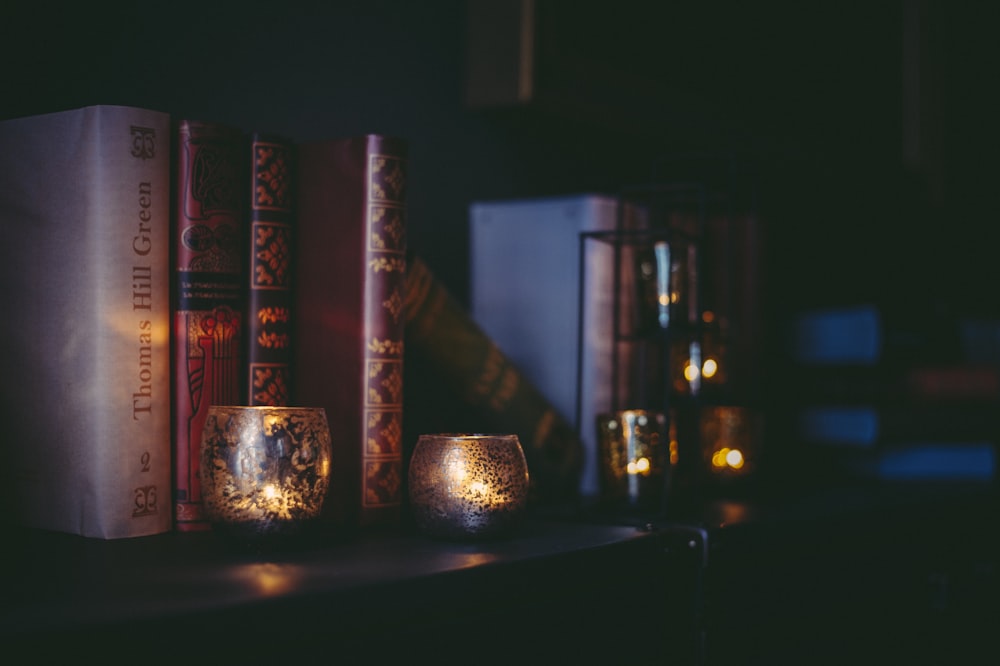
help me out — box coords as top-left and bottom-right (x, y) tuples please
(199, 405), (332, 544)
(596, 409), (668, 510)
(408, 433), (530, 540)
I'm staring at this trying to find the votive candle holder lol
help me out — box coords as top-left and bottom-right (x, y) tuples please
(408, 433), (530, 540)
(199, 405), (332, 544)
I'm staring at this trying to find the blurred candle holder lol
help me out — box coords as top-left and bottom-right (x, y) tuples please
(199, 405), (332, 545)
(408, 433), (530, 541)
(596, 409), (670, 513)
(700, 405), (762, 481)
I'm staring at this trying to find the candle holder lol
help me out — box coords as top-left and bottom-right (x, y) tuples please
(596, 409), (669, 512)
(199, 405), (332, 545)
(408, 433), (530, 541)
(701, 404), (762, 480)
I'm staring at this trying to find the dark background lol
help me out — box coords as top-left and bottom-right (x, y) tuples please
(4, 0), (996, 311)
(3, 0), (998, 449)
(3, 6), (997, 657)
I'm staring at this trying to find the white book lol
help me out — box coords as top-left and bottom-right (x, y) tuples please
(0, 105), (173, 538)
(470, 194), (635, 499)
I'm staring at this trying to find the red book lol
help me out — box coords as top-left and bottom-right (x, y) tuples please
(172, 119), (248, 532)
(791, 362), (1000, 406)
(904, 364), (1000, 402)
(245, 133), (296, 405)
(293, 134), (408, 530)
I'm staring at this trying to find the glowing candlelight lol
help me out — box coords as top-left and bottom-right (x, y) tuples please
(408, 433), (530, 540)
(597, 410), (667, 510)
(199, 406), (332, 543)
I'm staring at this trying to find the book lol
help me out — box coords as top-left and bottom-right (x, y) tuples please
(796, 403), (997, 448)
(790, 303), (965, 367)
(789, 308), (1000, 487)
(468, 194), (626, 501)
(790, 304), (885, 366)
(845, 443), (996, 483)
(0, 104), (173, 539)
(245, 133), (296, 406)
(789, 362), (1000, 406)
(405, 254), (583, 505)
(171, 119), (248, 532)
(293, 134), (408, 530)
(904, 363), (1000, 401)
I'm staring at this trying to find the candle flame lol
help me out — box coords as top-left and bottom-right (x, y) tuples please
(711, 447), (745, 471)
(626, 457), (652, 475)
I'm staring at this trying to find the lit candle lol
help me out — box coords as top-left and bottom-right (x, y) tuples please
(408, 433), (530, 540)
(597, 409), (667, 510)
(199, 405), (332, 543)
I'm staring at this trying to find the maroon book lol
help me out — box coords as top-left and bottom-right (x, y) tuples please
(172, 119), (247, 532)
(245, 133), (296, 406)
(293, 135), (408, 530)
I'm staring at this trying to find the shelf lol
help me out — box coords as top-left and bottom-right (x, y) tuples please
(1, 518), (694, 661)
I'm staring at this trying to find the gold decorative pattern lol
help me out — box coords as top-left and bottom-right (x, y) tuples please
(257, 306), (290, 325)
(369, 256), (407, 273)
(246, 136), (294, 408)
(253, 142), (292, 211)
(366, 360), (403, 406)
(363, 460), (402, 507)
(360, 145), (406, 516)
(370, 206), (406, 250)
(370, 154), (406, 203)
(367, 337), (404, 356)
(253, 223), (291, 288)
(382, 288), (404, 325)
(251, 365), (290, 406)
(255, 307), (291, 350)
(365, 411), (403, 455)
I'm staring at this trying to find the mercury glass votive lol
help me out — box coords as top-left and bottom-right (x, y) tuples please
(701, 405), (762, 479)
(408, 433), (530, 540)
(199, 405), (332, 543)
(596, 409), (668, 511)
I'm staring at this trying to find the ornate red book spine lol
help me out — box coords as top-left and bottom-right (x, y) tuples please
(172, 119), (247, 532)
(293, 135), (407, 530)
(246, 133), (295, 406)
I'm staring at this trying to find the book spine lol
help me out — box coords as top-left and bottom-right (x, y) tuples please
(172, 120), (247, 532)
(0, 105), (173, 539)
(797, 403), (998, 447)
(359, 137), (408, 527)
(905, 364), (1000, 401)
(853, 444), (996, 482)
(294, 135), (407, 529)
(790, 363), (1000, 405)
(245, 133), (295, 405)
(98, 107), (174, 538)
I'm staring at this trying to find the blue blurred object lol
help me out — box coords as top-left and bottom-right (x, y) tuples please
(792, 304), (882, 365)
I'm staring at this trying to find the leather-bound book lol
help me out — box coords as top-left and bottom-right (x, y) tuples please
(293, 135), (408, 531)
(0, 105), (173, 539)
(245, 133), (296, 405)
(405, 255), (584, 506)
(172, 119), (248, 532)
